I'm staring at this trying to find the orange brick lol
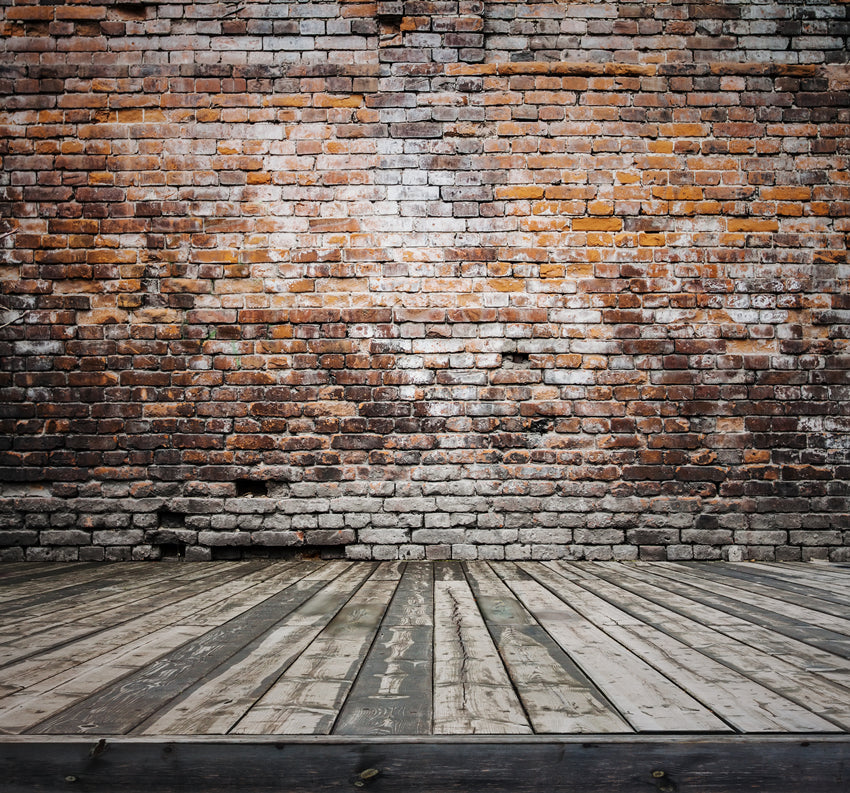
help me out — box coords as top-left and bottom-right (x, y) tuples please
(539, 264), (565, 278)
(727, 219), (780, 232)
(572, 218), (623, 232)
(495, 185), (545, 200)
(651, 186), (704, 201)
(487, 278), (525, 292)
(313, 94), (363, 108)
(761, 187), (811, 201)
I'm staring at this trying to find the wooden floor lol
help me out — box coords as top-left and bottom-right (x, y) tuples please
(1, 559), (849, 738)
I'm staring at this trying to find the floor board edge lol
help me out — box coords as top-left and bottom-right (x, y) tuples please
(3, 734), (847, 792)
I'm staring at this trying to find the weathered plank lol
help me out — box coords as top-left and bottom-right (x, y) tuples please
(334, 562), (434, 735)
(0, 562), (206, 623)
(501, 563), (729, 733)
(0, 563), (135, 605)
(433, 563), (531, 735)
(0, 563), (261, 665)
(0, 563), (238, 642)
(0, 561), (300, 693)
(3, 736), (849, 793)
(0, 563), (101, 589)
(669, 562), (850, 618)
(644, 562), (850, 657)
(0, 567), (173, 632)
(0, 563), (324, 733)
(0, 560), (848, 742)
(538, 562), (839, 732)
(31, 563), (339, 734)
(465, 562), (630, 734)
(722, 562), (850, 604)
(0, 625), (203, 734)
(231, 563), (398, 735)
(773, 562), (850, 590)
(139, 563), (375, 735)
(582, 562), (850, 729)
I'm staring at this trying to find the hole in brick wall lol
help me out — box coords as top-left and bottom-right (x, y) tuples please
(159, 542), (186, 560)
(527, 418), (553, 434)
(235, 479), (269, 497)
(112, 3), (152, 21)
(376, 1), (403, 26)
(0, 482), (51, 497)
(503, 352), (532, 367)
(158, 510), (185, 529)
(210, 545), (346, 561)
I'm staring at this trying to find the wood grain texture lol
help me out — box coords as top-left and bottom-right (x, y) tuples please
(334, 562), (434, 735)
(30, 563), (333, 734)
(506, 563), (730, 733)
(643, 562), (850, 658)
(540, 562), (839, 732)
(138, 563), (375, 735)
(0, 561), (848, 739)
(714, 563), (850, 607)
(231, 563), (397, 735)
(432, 563), (531, 735)
(583, 562), (850, 729)
(466, 562), (630, 734)
(2, 736), (849, 793)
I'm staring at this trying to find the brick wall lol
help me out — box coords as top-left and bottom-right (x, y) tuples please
(1, 0), (849, 562)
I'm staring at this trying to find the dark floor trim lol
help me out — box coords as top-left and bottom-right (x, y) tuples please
(2, 735), (847, 792)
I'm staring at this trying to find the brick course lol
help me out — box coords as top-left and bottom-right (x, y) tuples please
(1, 1), (849, 561)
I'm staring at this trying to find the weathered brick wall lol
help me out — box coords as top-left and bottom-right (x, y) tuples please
(1, 0), (849, 562)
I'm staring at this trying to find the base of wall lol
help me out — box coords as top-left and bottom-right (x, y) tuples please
(2, 488), (848, 562)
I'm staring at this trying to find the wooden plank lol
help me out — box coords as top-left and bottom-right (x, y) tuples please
(0, 562), (224, 633)
(0, 626), (203, 734)
(0, 562), (242, 640)
(333, 562), (434, 735)
(0, 563), (188, 619)
(535, 562), (838, 732)
(500, 563), (729, 733)
(0, 563), (31, 575)
(431, 562), (531, 735)
(0, 562), (102, 588)
(667, 562), (850, 619)
(0, 563), (133, 604)
(0, 562), (302, 694)
(31, 563), (343, 734)
(0, 563), (319, 733)
(581, 562), (850, 730)
(3, 735), (849, 793)
(713, 562), (850, 607)
(138, 563), (376, 735)
(433, 562), (532, 735)
(231, 563), (397, 735)
(0, 562), (267, 669)
(175, 560), (344, 628)
(433, 560), (464, 582)
(589, 561), (850, 688)
(644, 562), (850, 657)
(464, 562), (630, 734)
(726, 562), (850, 597)
(775, 561), (850, 587)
